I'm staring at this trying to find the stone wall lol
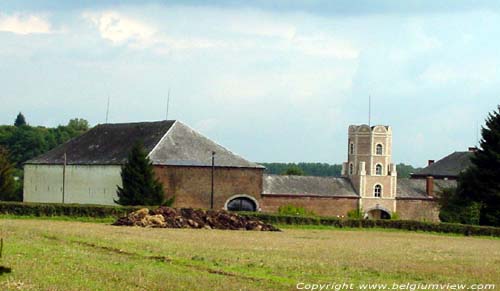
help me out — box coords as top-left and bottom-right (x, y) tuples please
(260, 195), (359, 217)
(396, 199), (440, 222)
(154, 165), (264, 210)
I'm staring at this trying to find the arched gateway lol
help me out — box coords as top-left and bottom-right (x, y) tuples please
(224, 195), (259, 212)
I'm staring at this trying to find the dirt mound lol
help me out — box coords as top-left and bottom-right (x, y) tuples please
(113, 207), (280, 231)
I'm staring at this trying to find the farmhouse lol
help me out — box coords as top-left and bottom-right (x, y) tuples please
(411, 149), (475, 180)
(24, 120), (447, 221)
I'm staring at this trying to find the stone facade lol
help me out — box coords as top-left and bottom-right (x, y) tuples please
(154, 165), (264, 210)
(341, 125), (399, 219)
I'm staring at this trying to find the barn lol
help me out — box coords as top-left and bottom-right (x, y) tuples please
(24, 120), (264, 210)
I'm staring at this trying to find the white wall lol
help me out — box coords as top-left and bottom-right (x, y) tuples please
(24, 164), (122, 205)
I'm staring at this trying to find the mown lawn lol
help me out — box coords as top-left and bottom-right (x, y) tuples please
(0, 219), (499, 291)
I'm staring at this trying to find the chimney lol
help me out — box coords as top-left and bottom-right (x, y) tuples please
(428, 160), (435, 166)
(426, 176), (434, 196)
(468, 147), (478, 153)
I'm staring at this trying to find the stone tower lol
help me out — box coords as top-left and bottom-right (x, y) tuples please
(342, 125), (397, 218)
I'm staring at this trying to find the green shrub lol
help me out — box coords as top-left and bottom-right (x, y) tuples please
(347, 208), (363, 219)
(390, 212), (400, 220)
(278, 205), (316, 216)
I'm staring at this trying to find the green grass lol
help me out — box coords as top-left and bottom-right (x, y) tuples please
(1, 219), (499, 290)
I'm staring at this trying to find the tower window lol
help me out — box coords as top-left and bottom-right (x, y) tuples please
(376, 164), (383, 175)
(350, 143), (354, 155)
(376, 144), (383, 155)
(374, 184), (382, 197)
(349, 163), (354, 175)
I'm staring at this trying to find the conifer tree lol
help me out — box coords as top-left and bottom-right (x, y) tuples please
(458, 105), (500, 226)
(115, 142), (167, 206)
(14, 112), (27, 127)
(0, 147), (17, 201)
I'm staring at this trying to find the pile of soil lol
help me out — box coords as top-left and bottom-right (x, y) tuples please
(113, 207), (280, 231)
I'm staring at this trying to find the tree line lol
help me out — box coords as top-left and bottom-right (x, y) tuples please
(260, 162), (421, 178)
(0, 113), (89, 201)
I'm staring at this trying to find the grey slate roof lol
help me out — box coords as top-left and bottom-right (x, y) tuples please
(396, 178), (457, 198)
(149, 121), (263, 168)
(412, 152), (473, 178)
(27, 120), (263, 168)
(263, 174), (358, 197)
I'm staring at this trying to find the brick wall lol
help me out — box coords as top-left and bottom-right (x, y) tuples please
(154, 165), (263, 210)
(260, 195), (358, 217)
(396, 199), (440, 222)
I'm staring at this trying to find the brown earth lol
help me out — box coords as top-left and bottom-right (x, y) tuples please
(113, 207), (280, 231)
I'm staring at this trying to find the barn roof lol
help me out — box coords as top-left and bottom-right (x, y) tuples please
(396, 178), (457, 199)
(411, 151), (473, 178)
(263, 174), (358, 197)
(26, 120), (263, 169)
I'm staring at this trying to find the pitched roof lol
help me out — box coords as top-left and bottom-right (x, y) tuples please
(412, 151), (473, 178)
(148, 121), (263, 168)
(396, 178), (457, 198)
(26, 120), (263, 168)
(262, 174), (358, 197)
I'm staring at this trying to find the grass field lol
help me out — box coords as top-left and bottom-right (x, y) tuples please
(0, 219), (499, 291)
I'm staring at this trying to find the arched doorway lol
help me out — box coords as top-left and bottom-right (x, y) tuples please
(366, 208), (391, 219)
(225, 195), (259, 212)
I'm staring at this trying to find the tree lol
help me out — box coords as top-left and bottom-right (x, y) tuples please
(283, 165), (305, 176)
(457, 105), (500, 226)
(67, 118), (89, 132)
(0, 146), (17, 201)
(14, 112), (26, 127)
(115, 142), (168, 206)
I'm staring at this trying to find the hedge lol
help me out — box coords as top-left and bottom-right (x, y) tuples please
(0, 201), (144, 218)
(242, 212), (500, 237)
(0, 202), (499, 237)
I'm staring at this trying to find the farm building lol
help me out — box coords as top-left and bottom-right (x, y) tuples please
(24, 120), (447, 221)
(24, 120), (264, 210)
(411, 149), (475, 180)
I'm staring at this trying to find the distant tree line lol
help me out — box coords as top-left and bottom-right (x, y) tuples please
(260, 162), (420, 178)
(0, 113), (89, 201)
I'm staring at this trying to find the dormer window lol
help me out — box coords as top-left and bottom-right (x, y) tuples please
(374, 184), (382, 197)
(375, 164), (383, 175)
(376, 144), (383, 155)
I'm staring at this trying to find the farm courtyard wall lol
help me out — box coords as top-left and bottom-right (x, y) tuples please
(153, 165), (264, 209)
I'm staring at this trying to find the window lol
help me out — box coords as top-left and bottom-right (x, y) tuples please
(374, 184), (382, 197)
(349, 163), (354, 175)
(376, 164), (383, 175)
(350, 143), (354, 155)
(376, 144), (383, 155)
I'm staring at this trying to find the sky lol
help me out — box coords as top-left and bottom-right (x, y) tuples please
(1, 1), (499, 167)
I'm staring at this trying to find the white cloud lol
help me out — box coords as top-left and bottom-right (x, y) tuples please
(83, 11), (157, 48)
(291, 34), (359, 59)
(0, 13), (52, 35)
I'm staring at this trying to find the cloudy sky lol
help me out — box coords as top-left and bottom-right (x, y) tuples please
(1, 1), (499, 166)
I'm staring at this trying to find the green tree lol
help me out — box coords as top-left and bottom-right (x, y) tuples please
(14, 112), (26, 127)
(283, 165), (305, 176)
(456, 105), (500, 226)
(0, 146), (18, 201)
(115, 143), (168, 206)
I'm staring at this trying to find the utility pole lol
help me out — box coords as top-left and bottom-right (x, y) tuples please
(166, 88), (171, 120)
(210, 151), (215, 209)
(368, 95), (371, 127)
(106, 96), (110, 124)
(62, 152), (67, 204)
